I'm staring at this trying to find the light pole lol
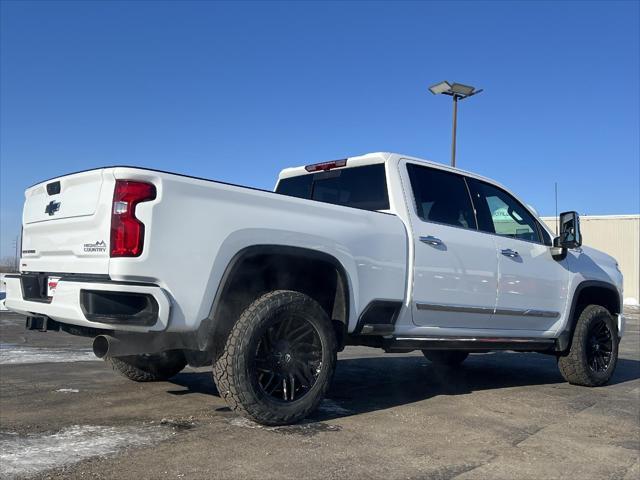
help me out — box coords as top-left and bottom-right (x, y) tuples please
(428, 81), (483, 168)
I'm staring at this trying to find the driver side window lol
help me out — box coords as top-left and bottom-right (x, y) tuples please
(466, 178), (541, 243)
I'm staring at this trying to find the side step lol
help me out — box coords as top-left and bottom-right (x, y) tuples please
(359, 324), (395, 335)
(385, 336), (556, 353)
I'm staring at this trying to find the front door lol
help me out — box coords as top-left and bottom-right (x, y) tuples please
(466, 178), (569, 331)
(403, 162), (499, 330)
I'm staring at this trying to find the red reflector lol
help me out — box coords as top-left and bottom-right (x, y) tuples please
(304, 159), (347, 172)
(110, 180), (156, 257)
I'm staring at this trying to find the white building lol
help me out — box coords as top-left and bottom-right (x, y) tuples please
(542, 215), (639, 306)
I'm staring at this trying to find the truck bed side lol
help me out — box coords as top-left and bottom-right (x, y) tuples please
(14, 166), (409, 334)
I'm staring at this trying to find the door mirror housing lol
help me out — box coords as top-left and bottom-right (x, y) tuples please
(554, 211), (582, 249)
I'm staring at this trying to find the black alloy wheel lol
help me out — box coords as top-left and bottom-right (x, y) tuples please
(586, 317), (613, 373)
(254, 315), (323, 402)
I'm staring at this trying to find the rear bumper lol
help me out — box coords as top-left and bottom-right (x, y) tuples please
(4, 275), (170, 332)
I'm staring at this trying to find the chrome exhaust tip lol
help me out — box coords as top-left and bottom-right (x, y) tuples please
(92, 335), (111, 358)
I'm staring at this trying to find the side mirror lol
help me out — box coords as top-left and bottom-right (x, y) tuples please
(554, 211), (582, 249)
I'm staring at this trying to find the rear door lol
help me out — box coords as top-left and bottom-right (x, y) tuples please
(466, 178), (569, 331)
(404, 162), (499, 329)
(20, 169), (115, 274)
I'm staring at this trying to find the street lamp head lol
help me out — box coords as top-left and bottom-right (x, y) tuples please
(428, 80), (482, 99)
(450, 83), (476, 96)
(428, 81), (452, 95)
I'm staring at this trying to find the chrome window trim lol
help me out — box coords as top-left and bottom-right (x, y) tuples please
(470, 225), (551, 247)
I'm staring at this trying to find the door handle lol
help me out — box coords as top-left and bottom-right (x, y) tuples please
(501, 248), (519, 258)
(420, 235), (443, 246)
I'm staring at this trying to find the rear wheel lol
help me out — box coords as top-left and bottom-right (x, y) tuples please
(109, 350), (187, 382)
(213, 290), (337, 426)
(422, 350), (469, 367)
(558, 304), (618, 386)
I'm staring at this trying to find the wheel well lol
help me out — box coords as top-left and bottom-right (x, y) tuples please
(574, 285), (620, 318)
(203, 247), (350, 359)
(556, 281), (621, 352)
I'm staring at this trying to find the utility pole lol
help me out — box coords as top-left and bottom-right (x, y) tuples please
(555, 182), (559, 235)
(13, 235), (19, 271)
(451, 95), (458, 168)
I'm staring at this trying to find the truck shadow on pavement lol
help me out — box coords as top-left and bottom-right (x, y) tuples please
(167, 352), (640, 422)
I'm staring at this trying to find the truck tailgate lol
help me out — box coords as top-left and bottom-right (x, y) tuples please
(20, 169), (115, 274)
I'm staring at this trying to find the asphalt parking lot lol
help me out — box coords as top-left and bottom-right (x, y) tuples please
(1, 309), (638, 480)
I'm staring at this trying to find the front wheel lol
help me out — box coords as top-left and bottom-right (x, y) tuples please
(558, 304), (619, 387)
(213, 290), (337, 426)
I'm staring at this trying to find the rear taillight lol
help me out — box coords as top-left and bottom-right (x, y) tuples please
(110, 180), (156, 257)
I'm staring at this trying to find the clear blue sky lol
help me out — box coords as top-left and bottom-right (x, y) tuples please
(1, 0), (639, 258)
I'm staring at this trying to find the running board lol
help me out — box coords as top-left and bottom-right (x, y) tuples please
(385, 336), (556, 353)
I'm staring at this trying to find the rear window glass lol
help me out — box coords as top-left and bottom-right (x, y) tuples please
(275, 174), (312, 199)
(276, 164), (390, 211)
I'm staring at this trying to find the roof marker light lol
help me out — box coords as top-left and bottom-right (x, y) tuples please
(304, 159), (347, 172)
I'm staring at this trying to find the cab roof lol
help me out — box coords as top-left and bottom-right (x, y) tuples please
(278, 152), (500, 188)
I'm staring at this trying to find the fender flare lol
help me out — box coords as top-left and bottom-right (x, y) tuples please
(195, 244), (353, 352)
(556, 279), (621, 352)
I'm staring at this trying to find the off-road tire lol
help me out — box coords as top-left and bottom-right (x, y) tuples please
(109, 350), (187, 382)
(558, 304), (619, 387)
(422, 350), (469, 367)
(213, 290), (337, 426)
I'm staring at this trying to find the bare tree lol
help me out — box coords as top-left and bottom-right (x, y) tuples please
(0, 256), (18, 273)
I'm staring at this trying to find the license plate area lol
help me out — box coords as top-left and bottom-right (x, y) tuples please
(47, 276), (61, 297)
(20, 273), (53, 303)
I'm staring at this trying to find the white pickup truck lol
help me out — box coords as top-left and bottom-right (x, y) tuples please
(6, 152), (625, 425)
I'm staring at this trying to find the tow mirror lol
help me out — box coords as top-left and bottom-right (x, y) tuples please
(554, 211), (582, 249)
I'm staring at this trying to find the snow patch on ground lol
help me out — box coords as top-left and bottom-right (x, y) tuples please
(228, 416), (341, 435)
(0, 425), (172, 478)
(0, 315), (20, 325)
(229, 417), (265, 429)
(0, 344), (98, 365)
(54, 388), (79, 393)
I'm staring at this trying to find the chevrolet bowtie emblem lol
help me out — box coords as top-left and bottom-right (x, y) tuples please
(45, 200), (61, 216)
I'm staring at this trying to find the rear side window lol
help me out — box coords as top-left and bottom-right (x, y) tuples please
(406, 163), (476, 229)
(276, 164), (390, 211)
(466, 178), (541, 243)
(275, 174), (312, 199)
